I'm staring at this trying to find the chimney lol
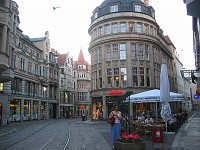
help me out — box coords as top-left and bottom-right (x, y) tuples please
(144, 0), (149, 6)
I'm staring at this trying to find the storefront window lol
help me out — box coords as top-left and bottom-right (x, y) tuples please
(33, 101), (39, 120)
(0, 83), (3, 92)
(24, 100), (31, 120)
(10, 100), (21, 121)
(92, 97), (103, 120)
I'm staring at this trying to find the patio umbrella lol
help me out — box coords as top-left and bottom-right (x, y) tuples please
(160, 64), (172, 132)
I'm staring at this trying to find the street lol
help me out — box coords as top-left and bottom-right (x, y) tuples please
(0, 119), (112, 150)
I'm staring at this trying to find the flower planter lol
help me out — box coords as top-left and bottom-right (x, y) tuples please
(114, 141), (145, 150)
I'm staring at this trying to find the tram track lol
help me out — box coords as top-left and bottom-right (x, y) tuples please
(0, 119), (89, 150)
(0, 122), (53, 150)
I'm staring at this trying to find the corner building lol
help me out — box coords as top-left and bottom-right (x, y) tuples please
(88, 0), (178, 120)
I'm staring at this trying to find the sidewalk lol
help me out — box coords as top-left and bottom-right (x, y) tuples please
(172, 111), (200, 150)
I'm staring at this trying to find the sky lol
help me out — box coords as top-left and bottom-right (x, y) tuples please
(14, 0), (195, 69)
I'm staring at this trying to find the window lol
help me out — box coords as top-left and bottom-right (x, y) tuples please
(137, 23), (142, 33)
(119, 43), (126, 60)
(28, 62), (31, 73)
(146, 68), (150, 87)
(153, 47), (157, 62)
(132, 67), (138, 86)
(94, 12), (97, 19)
(139, 67), (144, 86)
(120, 22), (126, 33)
(110, 5), (118, 12)
(114, 68), (119, 75)
(105, 24), (110, 35)
(121, 68), (127, 87)
(131, 43), (137, 60)
(145, 45), (149, 61)
(107, 76), (112, 87)
(97, 47), (102, 63)
(106, 45), (111, 61)
(138, 44), (144, 60)
(20, 58), (25, 70)
(135, 5), (142, 12)
(129, 22), (134, 32)
(144, 24), (148, 34)
(112, 44), (118, 60)
(107, 68), (112, 75)
(0, 83), (3, 92)
(98, 26), (103, 36)
(112, 23), (118, 33)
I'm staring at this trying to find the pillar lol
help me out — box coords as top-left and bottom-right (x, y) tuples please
(130, 102), (133, 118)
(1, 25), (7, 53)
(20, 99), (24, 121)
(103, 95), (107, 119)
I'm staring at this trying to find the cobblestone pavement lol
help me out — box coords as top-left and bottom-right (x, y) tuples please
(0, 111), (199, 150)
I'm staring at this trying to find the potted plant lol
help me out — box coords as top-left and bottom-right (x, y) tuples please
(114, 131), (145, 150)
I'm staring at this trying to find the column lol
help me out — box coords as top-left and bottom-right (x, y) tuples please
(38, 101), (41, 120)
(130, 102), (133, 118)
(45, 102), (49, 119)
(126, 41), (132, 87)
(30, 100), (33, 120)
(22, 79), (25, 96)
(103, 95), (107, 119)
(20, 99), (24, 121)
(1, 25), (7, 53)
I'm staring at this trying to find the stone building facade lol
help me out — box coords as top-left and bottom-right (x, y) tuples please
(88, 0), (179, 120)
(0, 0), (19, 125)
(73, 50), (91, 117)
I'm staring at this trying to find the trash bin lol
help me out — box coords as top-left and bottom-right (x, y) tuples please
(152, 126), (164, 142)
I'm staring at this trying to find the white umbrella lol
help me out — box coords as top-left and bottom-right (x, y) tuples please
(160, 64), (172, 133)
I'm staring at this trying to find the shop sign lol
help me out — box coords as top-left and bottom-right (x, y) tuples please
(108, 90), (123, 95)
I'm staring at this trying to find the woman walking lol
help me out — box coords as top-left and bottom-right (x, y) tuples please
(108, 105), (122, 149)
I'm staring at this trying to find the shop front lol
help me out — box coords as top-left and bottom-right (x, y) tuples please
(10, 99), (21, 121)
(41, 101), (46, 119)
(49, 103), (57, 118)
(24, 100), (31, 120)
(33, 101), (39, 120)
(60, 105), (73, 118)
(91, 97), (103, 120)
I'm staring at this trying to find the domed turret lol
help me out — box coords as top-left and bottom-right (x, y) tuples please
(91, 0), (155, 22)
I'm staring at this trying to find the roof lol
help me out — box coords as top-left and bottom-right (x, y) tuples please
(99, 0), (142, 8)
(77, 49), (85, 63)
(58, 54), (66, 65)
(91, 0), (155, 22)
(30, 37), (46, 42)
(164, 35), (176, 48)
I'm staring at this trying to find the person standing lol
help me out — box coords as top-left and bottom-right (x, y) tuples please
(108, 105), (122, 149)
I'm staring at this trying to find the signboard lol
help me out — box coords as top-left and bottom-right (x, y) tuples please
(108, 90), (123, 95)
(194, 94), (199, 99)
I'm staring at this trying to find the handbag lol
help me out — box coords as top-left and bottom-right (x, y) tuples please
(107, 117), (115, 125)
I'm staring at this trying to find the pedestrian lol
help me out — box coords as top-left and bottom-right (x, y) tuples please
(108, 105), (122, 149)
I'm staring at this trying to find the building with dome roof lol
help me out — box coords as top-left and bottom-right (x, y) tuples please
(88, 0), (180, 120)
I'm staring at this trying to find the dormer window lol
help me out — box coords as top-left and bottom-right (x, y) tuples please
(110, 5), (118, 13)
(135, 5), (142, 12)
(94, 12), (97, 19)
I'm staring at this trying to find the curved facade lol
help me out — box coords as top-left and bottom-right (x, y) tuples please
(88, 0), (178, 120)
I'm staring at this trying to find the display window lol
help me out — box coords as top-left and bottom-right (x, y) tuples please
(10, 99), (21, 121)
(24, 100), (31, 120)
(33, 101), (39, 120)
